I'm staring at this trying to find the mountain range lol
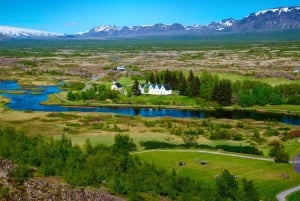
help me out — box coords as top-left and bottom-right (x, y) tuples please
(1, 6), (300, 39)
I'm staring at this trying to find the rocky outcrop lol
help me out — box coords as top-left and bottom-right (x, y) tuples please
(0, 158), (125, 201)
(24, 179), (125, 201)
(0, 158), (15, 186)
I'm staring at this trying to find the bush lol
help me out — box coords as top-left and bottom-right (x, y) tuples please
(195, 144), (213, 149)
(215, 145), (263, 155)
(286, 95), (300, 105)
(288, 130), (300, 138)
(0, 186), (9, 198)
(210, 129), (230, 140)
(10, 164), (33, 185)
(265, 128), (279, 136)
(232, 134), (243, 141)
(139, 141), (177, 149)
(269, 144), (289, 163)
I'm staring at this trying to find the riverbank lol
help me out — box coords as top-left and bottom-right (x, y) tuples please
(43, 92), (300, 117)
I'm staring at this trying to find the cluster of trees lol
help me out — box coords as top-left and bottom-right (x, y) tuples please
(145, 70), (218, 98)
(146, 70), (300, 107)
(215, 170), (259, 201)
(269, 143), (290, 163)
(67, 84), (119, 101)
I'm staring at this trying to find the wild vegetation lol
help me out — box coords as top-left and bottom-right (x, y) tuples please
(0, 128), (261, 201)
(0, 37), (300, 200)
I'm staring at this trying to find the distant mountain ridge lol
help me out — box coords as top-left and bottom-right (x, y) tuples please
(79, 19), (237, 38)
(78, 6), (300, 38)
(231, 6), (300, 32)
(0, 26), (62, 39)
(1, 6), (299, 39)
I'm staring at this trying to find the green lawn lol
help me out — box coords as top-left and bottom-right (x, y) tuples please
(287, 190), (300, 201)
(137, 150), (300, 200)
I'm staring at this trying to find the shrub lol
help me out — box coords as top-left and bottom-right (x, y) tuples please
(268, 139), (281, 146)
(237, 122), (244, 128)
(0, 186), (9, 198)
(265, 128), (279, 136)
(215, 145), (263, 155)
(10, 164), (33, 185)
(210, 129), (230, 140)
(269, 145), (289, 163)
(140, 141), (177, 149)
(288, 130), (300, 138)
(232, 134), (243, 141)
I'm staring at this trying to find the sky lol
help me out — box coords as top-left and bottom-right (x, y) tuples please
(1, 0), (299, 34)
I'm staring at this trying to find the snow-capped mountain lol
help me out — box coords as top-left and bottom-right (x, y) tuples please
(79, 22), (234, 38)
(1, 6), (300, 39)
(0, 26), (62, 39)
(80, 23), (187, 37)
(79, 6), (300, 38)
(231, 6), (300, 32)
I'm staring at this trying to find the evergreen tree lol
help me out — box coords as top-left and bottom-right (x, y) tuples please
(170, 71), (179, 90)
(200, 71), (216, 100)
(179, 76), (187, 96)
(192, 76), (200, 97)
(238, 93), (255, 107)
(241, 179), (260, 201)
(212, 79), (232, 106)
(132, 79), (141, 96)
(67, 90), (76, 101)
(188, 70), (195, 84)
(215, 169), (240, 201)
(269, 144), (289, 163)
(164, 69), (172, 84)
(113, 134), (137, 154)
(155, 73), (161, 84)
(149, 72), (156, 84)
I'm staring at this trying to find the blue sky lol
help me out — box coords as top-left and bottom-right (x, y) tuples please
(1, 0), (299, 34)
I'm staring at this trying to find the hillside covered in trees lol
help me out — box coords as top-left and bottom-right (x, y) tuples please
(0, 128), (259, 201)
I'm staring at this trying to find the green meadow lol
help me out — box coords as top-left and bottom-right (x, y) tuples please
(137, 150), (300, 200)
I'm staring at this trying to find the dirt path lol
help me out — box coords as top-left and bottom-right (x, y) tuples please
(276, 185), (300, 201)
(133, 149), (274, 162)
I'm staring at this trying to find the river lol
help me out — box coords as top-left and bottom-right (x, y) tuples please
(1, 80), (300, 125)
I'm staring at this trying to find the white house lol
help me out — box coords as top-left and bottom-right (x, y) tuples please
(139, 83), (172, 95)
(111, 81), (127, 95)
(117, 66), (126, 71)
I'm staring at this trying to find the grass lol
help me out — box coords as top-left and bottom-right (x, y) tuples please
(213, 72), (300, 86)
(137, 150), (300, 200)
(287, 190), (300, 201)
(254, 105), (300, 113)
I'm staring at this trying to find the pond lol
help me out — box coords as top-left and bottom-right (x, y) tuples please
(1, 80), (300, 125)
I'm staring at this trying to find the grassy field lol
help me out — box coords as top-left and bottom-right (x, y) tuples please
(287, 190), (300, 201)
(137, 150), (300, 200)
(1, 100), (300, 157)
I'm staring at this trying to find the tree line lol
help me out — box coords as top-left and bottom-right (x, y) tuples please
(67, 84), (119, 101)
(66, 70), (300, 107)
(0, 128), (259, 201)
(146, 70), (300, 107)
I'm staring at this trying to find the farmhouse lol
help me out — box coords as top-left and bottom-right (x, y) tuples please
(139, 83), (172, 95)
(111, 81), (127, 95)
(117, 66), (126, 71)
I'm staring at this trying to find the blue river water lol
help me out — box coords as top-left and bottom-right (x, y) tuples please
(1, 80), (300, 125)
